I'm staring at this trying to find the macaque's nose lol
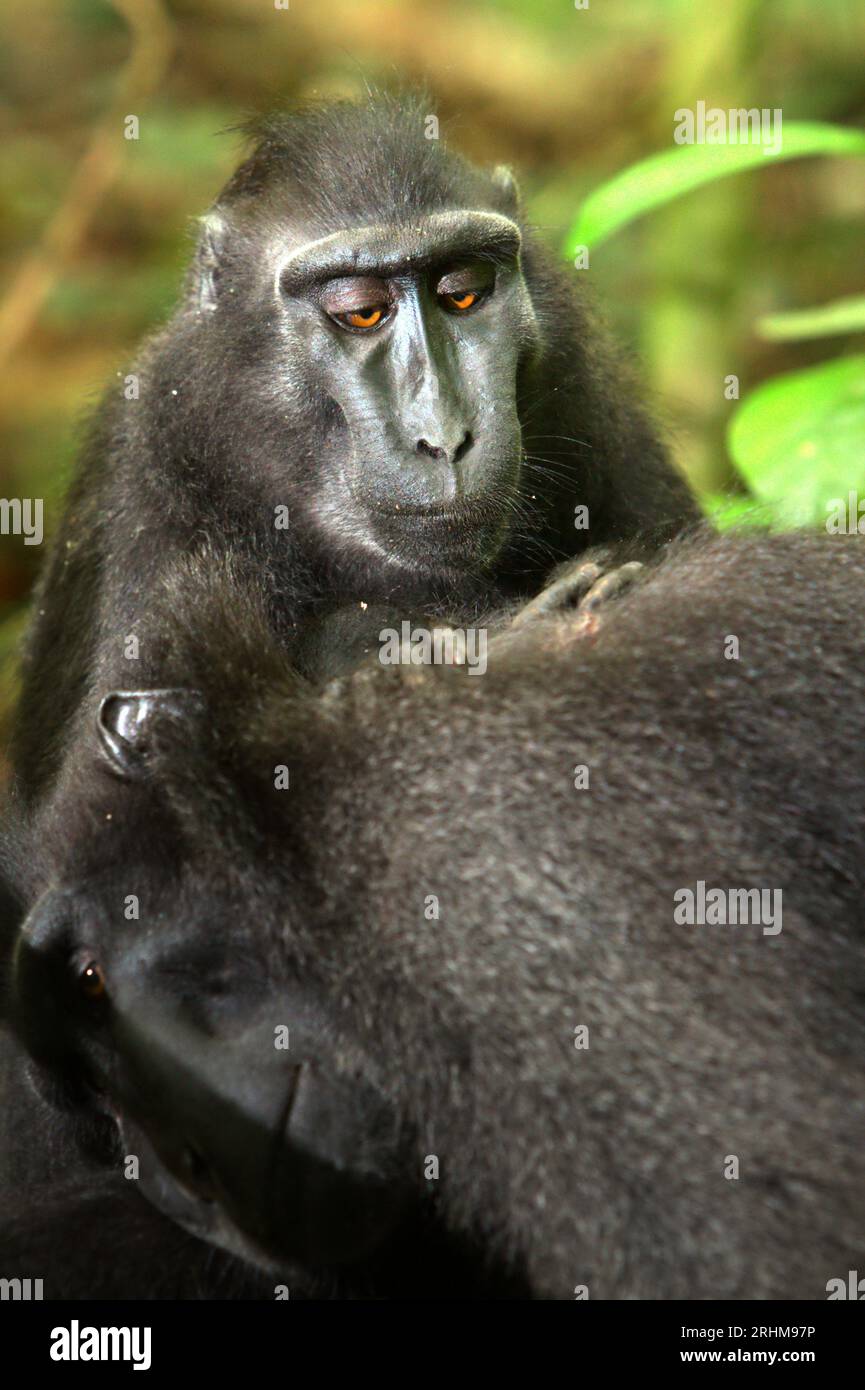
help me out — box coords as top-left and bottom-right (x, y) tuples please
(415, 431), (473, 466)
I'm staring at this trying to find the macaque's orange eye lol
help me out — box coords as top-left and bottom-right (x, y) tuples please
(79, 960), (106, 1000)
(435, 262), (494, 313)
(442, 291), (479, 312)
(321, 277), (390, 331)
(344, 306), (385, 329)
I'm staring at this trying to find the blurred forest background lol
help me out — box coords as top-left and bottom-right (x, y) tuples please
(1, 0), (864, 750)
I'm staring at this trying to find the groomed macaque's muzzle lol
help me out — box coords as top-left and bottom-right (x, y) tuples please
(110, 1001), (412, 1271)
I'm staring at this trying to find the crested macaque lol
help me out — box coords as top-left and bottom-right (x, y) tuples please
(7, 91), (695, 829)
(3, 528), (864, 1298)
(1, 93), (697, 1294)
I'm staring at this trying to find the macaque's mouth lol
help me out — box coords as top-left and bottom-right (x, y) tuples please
(377, 497), (500, 521)
(337, 441), (522, 541)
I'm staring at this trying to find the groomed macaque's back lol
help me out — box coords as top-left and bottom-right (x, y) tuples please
(146, 527), (865, 1298)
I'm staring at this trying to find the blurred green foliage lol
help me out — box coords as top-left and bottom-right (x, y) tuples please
(564, 123), (865, 252)
(729, 356), (865, 526)
(568, 125), (865, 527)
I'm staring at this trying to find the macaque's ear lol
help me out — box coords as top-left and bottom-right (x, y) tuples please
(97, 690), (203, 780)
(490, 164), (520, 215)
(190, 210), (228, 311)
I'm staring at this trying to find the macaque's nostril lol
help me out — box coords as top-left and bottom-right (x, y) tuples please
(416, 438), (446, 461)
(416, 431), (472, 464)
(453, 431), (473, 464)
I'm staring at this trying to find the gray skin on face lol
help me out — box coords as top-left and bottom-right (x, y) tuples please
(200, 208), (538, 574)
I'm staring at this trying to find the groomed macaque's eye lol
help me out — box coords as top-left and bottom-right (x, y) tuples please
(320, 277), (392, 334)
(78, 960), (107, 1001)
(436, 262), (495, 314)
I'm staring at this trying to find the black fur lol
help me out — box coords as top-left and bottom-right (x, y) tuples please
(4, 528), (864, 1298)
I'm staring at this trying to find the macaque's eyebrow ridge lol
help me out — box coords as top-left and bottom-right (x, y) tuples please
(276, 211), (523, 292)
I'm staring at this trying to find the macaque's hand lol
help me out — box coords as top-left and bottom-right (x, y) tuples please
(510, 554), (645, 635)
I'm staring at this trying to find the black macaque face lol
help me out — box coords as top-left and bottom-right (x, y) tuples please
(183, 203), (538, 583)
(8, 694), (412, 1277)
(152, 97), (545, 593)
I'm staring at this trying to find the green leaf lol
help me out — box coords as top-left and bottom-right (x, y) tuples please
(699, 493), (772, 530)
(757, 295), (865, 341)
(727, 356), (865, 528)
(564, 123), (865, 254)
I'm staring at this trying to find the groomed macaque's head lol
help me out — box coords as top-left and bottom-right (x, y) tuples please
(7, 687), (414, 1278)
(153, 95), (546, 587)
